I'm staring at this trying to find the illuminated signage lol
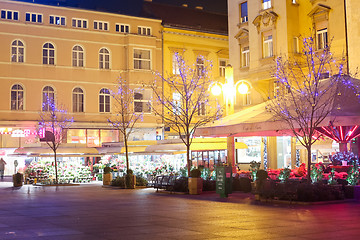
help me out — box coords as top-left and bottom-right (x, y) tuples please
(0, 128), (45, 138)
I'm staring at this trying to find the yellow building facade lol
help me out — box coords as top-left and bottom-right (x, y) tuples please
(0, 0), (163, 174)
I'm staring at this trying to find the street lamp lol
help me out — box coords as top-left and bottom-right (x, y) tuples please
(210, 64), (251, 115)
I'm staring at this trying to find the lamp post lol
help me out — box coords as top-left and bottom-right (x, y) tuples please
(210, 64), (251, 172)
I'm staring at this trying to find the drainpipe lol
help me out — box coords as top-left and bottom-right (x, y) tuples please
(344, 0), (349, 75)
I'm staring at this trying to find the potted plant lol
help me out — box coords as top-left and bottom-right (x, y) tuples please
(125, 169), (136, 189)
(13, 172), (23, 187)
(188, 168), (203, 195)
(103, 166), (112, 185)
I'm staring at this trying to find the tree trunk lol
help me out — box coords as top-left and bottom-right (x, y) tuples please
(54, 150), (58, 184)
(306, 146), (312, 182)
(124, 137), (130, 174)
(186, 144), (191, 177)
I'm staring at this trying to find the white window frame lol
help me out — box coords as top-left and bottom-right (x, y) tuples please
(94, 20), (109, 31)
(116, 23), (130, 33)
(196, 57), (205, 77)
(134, 89), (152, 113)
(317, 28), (328, 50)
(242, 92), (251, 106)
(72, 87), (84, 113)
(99, 88), (110, 113)
(241, 46), (250, 67)
(172, 52), (182, 75)
(198, 101), (206, 116)
(72, 18), (88, 29)
(49, 15), (66, 26)
(99, 48), (110, 69)
(11, 84), (24, 111)
(219, 60), (227, 77)
(134, 48), (151, 70)
(263, 34), (273, 58)
(172, 92), (182, 115)
(1, 9), (19, 21)
(137, 26), (151, 36)
(11, 40), (25, 63)
(262, 0), (272, 10)
(42, 42), (55, 65)
(240, 2), (248, 23)
(25, 12), (42, 23)
(72, 45), (84, 67)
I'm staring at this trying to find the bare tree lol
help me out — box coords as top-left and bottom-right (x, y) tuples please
(267, 37), (346, 181)
(151, 53), (222, 176)
(108, 76), (144, 175)
(39, 95), (73, 184)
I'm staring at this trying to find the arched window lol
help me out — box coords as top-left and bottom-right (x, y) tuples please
(11, 40), (24, 63)
(72, 87), (84, 112)
(99, 88), (110, 112)
(43, 43), (55, 65)
(11, 84), (24, 110)
(42, 86), (55, 111)
(99, 48), (110, 69)
(72, 45), (84, 67)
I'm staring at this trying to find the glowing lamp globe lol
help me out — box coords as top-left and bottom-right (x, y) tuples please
(238, 83), (249, 95)
(211, 84), (222, 96)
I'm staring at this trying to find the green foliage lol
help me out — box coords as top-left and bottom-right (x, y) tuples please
(136, 175), (148, 186)
(190, 168), (201, 178)
(328, 168), (338, 185)
(178, 167), (188, 177)
(278, 167), (291, 183)
(200, 167), (215, 180)
(103, 166), (112, 174)
(125, 173), (135, 189)
(249, 161), (261, 181)
(111, 177), (125, 187)
(346, 161), (360, 186)
(310, 164), (324, 183)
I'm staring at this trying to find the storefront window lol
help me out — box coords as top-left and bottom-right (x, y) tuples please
(236, 137), (262, 163)
(67, 129), (86, 144)
(277, 136), (291, 168)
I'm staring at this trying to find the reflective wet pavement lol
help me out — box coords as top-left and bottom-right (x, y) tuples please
(0, 179), (359, 240)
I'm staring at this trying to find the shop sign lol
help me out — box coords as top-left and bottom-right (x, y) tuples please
(0, 128), (45, 138)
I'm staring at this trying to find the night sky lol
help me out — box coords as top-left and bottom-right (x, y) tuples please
(14, 0), (228, 16)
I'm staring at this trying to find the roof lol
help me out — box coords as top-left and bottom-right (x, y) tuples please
(140, 1), (228, 35)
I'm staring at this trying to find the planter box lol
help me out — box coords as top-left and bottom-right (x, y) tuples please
(355, 186), (360, 201)
(103, 173), (112, 185)
(188, 177), (203, 195)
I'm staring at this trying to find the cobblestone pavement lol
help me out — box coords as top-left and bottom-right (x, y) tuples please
(0, 180), (359, 240)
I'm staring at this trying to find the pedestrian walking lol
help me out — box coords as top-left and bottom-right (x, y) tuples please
(0, 158), (6, 180)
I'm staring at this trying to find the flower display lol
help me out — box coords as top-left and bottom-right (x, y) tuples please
(330, 151), (359, 166)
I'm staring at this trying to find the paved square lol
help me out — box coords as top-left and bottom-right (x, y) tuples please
(0, 181), (359, 240)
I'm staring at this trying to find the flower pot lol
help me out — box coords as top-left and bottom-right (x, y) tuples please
(103, 173), (112, 185)
(13, 173), (23, 187)
(188, 177), (203, 195)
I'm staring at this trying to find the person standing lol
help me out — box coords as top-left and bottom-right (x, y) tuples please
(0, 158), (6, 180)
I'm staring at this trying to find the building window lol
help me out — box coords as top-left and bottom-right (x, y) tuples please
(1, 9), (19, 20)
(72, 18), (88, 28)
(94, 21), (109, 31)
(134, 49), (151, 70)
(198, 101), (206, 116)
(138, 26), (151, 36)
(317, 28), (328, 50)
(73, 88), (84, 112)
(11, 84), (24, 110)
(11, 40), (24, 63)
(219, 60), (227, 77)
(116, 24), (130, 33)
(99, 48), (110, 69)
(263, 34), (273, 58)
(43, 43), (55, 65)
(42, 86), (55, 111)
(240, 2), (248, 23)
(196, 57), (205, 76)
(172, 53), (182, 75)
(134, 89), (151, 113)
(242, 92), (251, 106)
(293, 37), (299, 53)
(172, 92), (182, 114)
(262, 0), (271, 10)
(99, 88), (110, 113)
(49, 15), (66, 26)
(241, 46), (250, 67)
(72, 45), (84, 67)
(25, 12), (42, 23)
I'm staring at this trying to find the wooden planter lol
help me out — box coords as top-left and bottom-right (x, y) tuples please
(188, 177), (203, 195)
(103, 173), (112, 185)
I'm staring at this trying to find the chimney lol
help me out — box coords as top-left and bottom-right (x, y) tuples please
(182, 4), (188, 7)
(195, 6), (203, 10)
